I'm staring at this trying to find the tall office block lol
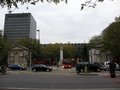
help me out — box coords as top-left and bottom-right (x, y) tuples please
(4, 13), (36, 43)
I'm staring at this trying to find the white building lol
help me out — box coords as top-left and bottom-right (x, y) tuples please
(8, 45), (31, 67)
(89, 45), (112, 63)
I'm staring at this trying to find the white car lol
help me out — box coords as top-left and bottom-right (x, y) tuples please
(104, 61), (119, 71)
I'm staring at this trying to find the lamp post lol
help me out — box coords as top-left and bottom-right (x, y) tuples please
(37, 30), (40, 43)
(0, 46), (1, 63)
(36, 30), (40, 60)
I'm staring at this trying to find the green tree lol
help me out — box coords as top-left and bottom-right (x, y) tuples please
(89, 35), (103, 48)
(63, 44), (76, 59)
(102, 19), (120, 63)
(0, 35), (9, 65)
(17, 38), (41, 61)
(0, 0), (112, 10)
(0, 0), (67, 9)
(41, 43), (76, 63)
(41, 43), (60, 64)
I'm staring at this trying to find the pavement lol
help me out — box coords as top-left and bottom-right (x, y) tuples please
(52, 66), (120, 85)
(98, 71), (120, 85)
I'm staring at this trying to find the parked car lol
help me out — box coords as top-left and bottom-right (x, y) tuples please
(8, 64), (26, 70)
(61, 61), (73, 69)
(31, 64), (52, 72)
(76, 62), (104, 74)
(0, 66), (1, 73)
(104, 61), (120, 71)
(62, 63), (73, 69)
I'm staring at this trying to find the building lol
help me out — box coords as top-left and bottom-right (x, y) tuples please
(89, 44), (112, 63)
(4, 13), (36, 43)
(8, 45), (31, 67)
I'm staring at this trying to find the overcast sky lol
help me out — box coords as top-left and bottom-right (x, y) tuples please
(0, 0), (120, 44)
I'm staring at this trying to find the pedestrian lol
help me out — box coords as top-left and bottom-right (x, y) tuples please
(109, 60), (116, 78)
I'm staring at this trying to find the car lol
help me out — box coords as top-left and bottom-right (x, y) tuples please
(62, 64), (73, 69)
(8, 64), (26, 70)
(61, 61), (73, 69)
(31, 64), (52, 72)
(104, 61), (120, 71)
(76, 62), (104, 74)
(0, 66), (1, 73)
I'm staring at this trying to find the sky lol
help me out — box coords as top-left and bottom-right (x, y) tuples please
(0, 0), (120, 44)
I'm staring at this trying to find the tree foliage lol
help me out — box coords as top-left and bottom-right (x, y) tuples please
(0, 0), (113, 10)
(0, 0), (67, 9)
(17, 38), (41, 60)
(89, 35), (103, 48)
(63, 44), (76, 59)
(41, 43), (60, 59)
(17, 39), (87, 63)
(0, 35), (9, 65)
(102, 21), (120, 62)
(80, 0), (105, 10)
(89, 16), (120, 62)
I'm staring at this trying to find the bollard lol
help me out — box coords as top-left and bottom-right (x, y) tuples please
(84, 65), (88, 75)
(1, 65), (6, 75)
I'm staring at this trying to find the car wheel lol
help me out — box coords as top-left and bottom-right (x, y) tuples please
(80, 69), (84, 72)
(9, 68), (12, 71)
(97, 68), (101, 72)
(77, 71), (80, 75)
(46, 69), (50, 72)
(33, 68), (36, 72)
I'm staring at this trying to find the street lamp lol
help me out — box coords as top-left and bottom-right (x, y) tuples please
(37, 30), (40, 43)
(36, 30), (40, 60)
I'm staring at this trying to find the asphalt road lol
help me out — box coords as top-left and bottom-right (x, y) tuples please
(0, 70), (120, 90)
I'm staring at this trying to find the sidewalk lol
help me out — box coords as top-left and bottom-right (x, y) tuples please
(98, 71), (120, 85)
(53, 67), (120, 85)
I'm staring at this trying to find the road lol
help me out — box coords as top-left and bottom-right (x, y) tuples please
(0, 69), (120, 90)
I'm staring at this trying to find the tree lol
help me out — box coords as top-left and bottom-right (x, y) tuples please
(17, 38), (41, 61)
(0, 0), (112, 10)
(0, 35), (9, 65)
(80, 0), (105, 10)
(63, 44), (76, 59)
(102, 18), (120, 63)
(0, 0), (67, 9)
(89, 35), (103, 48)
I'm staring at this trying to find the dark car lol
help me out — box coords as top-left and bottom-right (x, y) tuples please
(8, 64), (26, 70)
(31, 64), (52, 72)
(0, 66), (1, 73)
(76, 62), (104, 74)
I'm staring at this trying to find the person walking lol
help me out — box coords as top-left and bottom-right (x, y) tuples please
(109, 60), (116, 78)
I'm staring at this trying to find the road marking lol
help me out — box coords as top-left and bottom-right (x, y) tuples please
(0, 87), (120, 90)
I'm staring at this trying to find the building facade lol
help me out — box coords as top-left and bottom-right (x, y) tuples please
(89, 45), (112, 63)
(8, 45), (31, 67)
(4, 13), (36, 43)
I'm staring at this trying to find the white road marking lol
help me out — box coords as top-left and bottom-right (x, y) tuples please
(0, 87), (120, 90)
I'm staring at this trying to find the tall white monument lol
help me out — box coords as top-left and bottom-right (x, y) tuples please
(59, 46), (63, 67)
